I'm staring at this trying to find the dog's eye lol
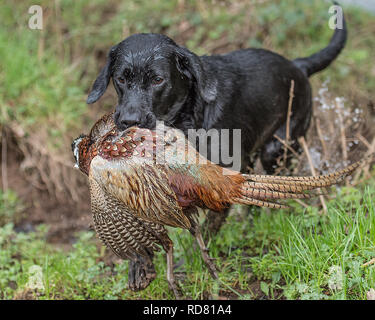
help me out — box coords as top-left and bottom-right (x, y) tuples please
(117, 77), (125, 84)
(152, 77), (164, 85)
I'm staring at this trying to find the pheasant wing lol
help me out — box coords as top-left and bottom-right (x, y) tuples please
(90, 156), (191, 229)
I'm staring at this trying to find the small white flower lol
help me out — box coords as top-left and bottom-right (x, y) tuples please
(25, 265), (45, 292)
(327, 265), (343, 291)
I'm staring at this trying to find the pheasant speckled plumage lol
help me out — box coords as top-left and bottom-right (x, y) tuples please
(72, 112), (373, 297)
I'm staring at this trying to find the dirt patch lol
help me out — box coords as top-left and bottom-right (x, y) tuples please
(0, 133), (92, 245)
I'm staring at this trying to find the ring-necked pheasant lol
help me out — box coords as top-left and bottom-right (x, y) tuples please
(72, 112), (373, 298)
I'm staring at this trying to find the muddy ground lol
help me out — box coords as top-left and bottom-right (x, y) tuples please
(2, 140), (92, 246)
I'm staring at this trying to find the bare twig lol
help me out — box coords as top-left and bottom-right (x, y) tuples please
(362, 258), (375, 267)
(355, 133), (374, 151)
(334, 99), (351, 186)
(298, 136), (327, 213)
(335, 99), (348, 164)
(294, 198), (309, 209)
(314, 116), (328, 160)
(1, 128), (8, 191)
(352, 134), (375, 183)
(283, 80), (295, 167)
(273, 134), (299, 158)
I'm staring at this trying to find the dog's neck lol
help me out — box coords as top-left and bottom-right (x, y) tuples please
(166, 80), (221, 135)
(171, 90), (204, 134)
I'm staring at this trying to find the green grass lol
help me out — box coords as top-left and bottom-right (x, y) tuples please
(1, 180), (374, 300)
(253, 185), (375, 300)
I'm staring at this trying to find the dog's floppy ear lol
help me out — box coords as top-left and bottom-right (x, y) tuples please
(175, 46), (217, 103)
(86, 46), (117, 104)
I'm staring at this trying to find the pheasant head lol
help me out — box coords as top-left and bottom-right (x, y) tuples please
(71, 134), (91, 175)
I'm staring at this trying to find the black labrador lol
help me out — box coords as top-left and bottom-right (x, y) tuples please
(86, 14), (347, 290)
(87, 19), (347, 173)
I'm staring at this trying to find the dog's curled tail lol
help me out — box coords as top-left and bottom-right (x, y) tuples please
(293, 3), (347, 77)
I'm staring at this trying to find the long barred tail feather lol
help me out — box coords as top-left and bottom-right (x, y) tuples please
(233, 197), (289, 209)
(244, 154), (373, 185)
(239, 186), (326, 200)
(234, 153), (374, 208)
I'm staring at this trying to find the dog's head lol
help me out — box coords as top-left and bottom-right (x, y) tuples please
(87, 33), (217, 130)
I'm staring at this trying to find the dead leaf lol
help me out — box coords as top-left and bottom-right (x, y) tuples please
(362, 258), (375, 267)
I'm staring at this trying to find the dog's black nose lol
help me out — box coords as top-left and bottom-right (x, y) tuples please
(114, 103), (143, 129)
(116, 110), (141, 129)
